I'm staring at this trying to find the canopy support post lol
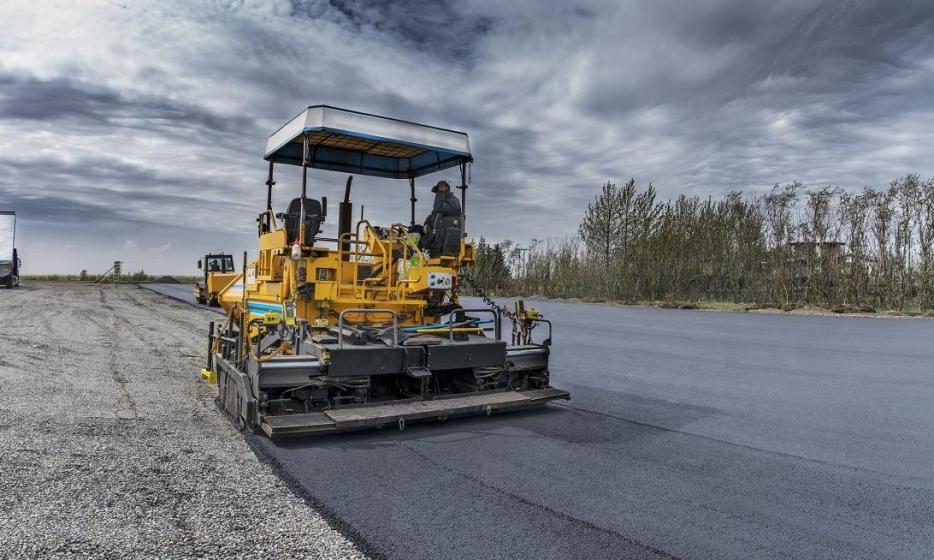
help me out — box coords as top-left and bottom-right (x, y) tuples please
(458, 162), (468, 237)
(339, 176), (353, 261)
(409, 176), (417, 226)
(299, 134), (309, 247)
(265, 161), (275, 212)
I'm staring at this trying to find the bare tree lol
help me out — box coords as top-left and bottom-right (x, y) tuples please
(468, 175), (934, 312)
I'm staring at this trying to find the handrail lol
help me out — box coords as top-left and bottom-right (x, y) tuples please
(338, 308), (399, 348)
(444, 308), (501, 341)
(352, 220), (396, 300)
(361, 232), (390, 298)
(393, 223), (426, 300)
(351, 220), (374, 298)
(332, 221), (434, 302)
(353, 219), (373, 255)
(527, 317), (553, 347)
(322, 235), (366, 245)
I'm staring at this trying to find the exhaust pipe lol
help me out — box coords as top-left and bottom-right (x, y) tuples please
(339, 176), (353, 260)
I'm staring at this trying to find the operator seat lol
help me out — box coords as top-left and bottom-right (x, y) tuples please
(284, 198), (323, 246)
(426, 214), (462, 257)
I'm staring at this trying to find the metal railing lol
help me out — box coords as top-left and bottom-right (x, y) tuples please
(337, 308), (399, 348)
(391, 222), (426, 300)
(443, 308), (501, 341)
(336, 221), (427, 301)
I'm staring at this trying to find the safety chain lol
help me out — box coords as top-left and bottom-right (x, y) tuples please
(457, 268), (518, 321)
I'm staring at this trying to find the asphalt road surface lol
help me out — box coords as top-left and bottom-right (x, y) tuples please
(143, 283), (934, 560)
(140, 282), (224, 313)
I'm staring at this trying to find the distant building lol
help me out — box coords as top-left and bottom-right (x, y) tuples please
(788, 240), (846, 261)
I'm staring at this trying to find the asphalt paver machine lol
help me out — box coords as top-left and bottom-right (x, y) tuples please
(204, 106), (568, 437)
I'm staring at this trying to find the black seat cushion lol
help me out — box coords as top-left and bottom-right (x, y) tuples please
(285, 198), (323, 246)
(425, 214), (462, 257)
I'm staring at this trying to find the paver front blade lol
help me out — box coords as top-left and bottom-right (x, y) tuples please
(261, 387), (570, 438)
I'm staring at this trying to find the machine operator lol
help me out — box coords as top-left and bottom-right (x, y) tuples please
(419, 180), (461, 254)
(428, 180), (460, 219)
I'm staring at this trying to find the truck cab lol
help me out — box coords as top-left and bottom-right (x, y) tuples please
(194, 253), (236, 305)
(1, 211), (19, 288)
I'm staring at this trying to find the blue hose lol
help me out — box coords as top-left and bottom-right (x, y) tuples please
(402, 319), (493, 332)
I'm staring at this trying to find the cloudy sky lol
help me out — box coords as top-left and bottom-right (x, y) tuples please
(1, 0), (933, 274)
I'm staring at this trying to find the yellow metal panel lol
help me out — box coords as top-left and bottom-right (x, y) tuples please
(461, 241), (475, 264)
(206, 272), (238, 293)
(260, 229), (287, 251)
(314, 282), (337, 300)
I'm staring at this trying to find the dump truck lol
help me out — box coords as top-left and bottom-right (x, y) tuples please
(203, 105), (569, 438)
(0, 211), (20, 289)
(194, 253), (237, 306)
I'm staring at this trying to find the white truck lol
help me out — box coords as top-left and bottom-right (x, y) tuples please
(0, 211), (20, 288)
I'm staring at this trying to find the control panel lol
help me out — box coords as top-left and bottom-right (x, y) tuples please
(428, 272), (452, 290)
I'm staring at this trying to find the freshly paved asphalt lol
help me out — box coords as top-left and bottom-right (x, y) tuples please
(144, 283), (934, 560)
(140, 282), (223, 314)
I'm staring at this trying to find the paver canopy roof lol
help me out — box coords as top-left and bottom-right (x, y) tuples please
(264, 106), (472, 179)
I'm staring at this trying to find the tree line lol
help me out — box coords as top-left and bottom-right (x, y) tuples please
(465, 174), (934, 312)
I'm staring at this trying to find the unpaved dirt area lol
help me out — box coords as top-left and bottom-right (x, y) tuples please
(0, 283), (364, 559)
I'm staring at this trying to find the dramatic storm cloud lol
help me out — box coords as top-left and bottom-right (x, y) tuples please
(1, 0), (932, 274)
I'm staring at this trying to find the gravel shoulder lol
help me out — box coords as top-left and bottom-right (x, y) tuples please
(0, 282), (364, 559)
